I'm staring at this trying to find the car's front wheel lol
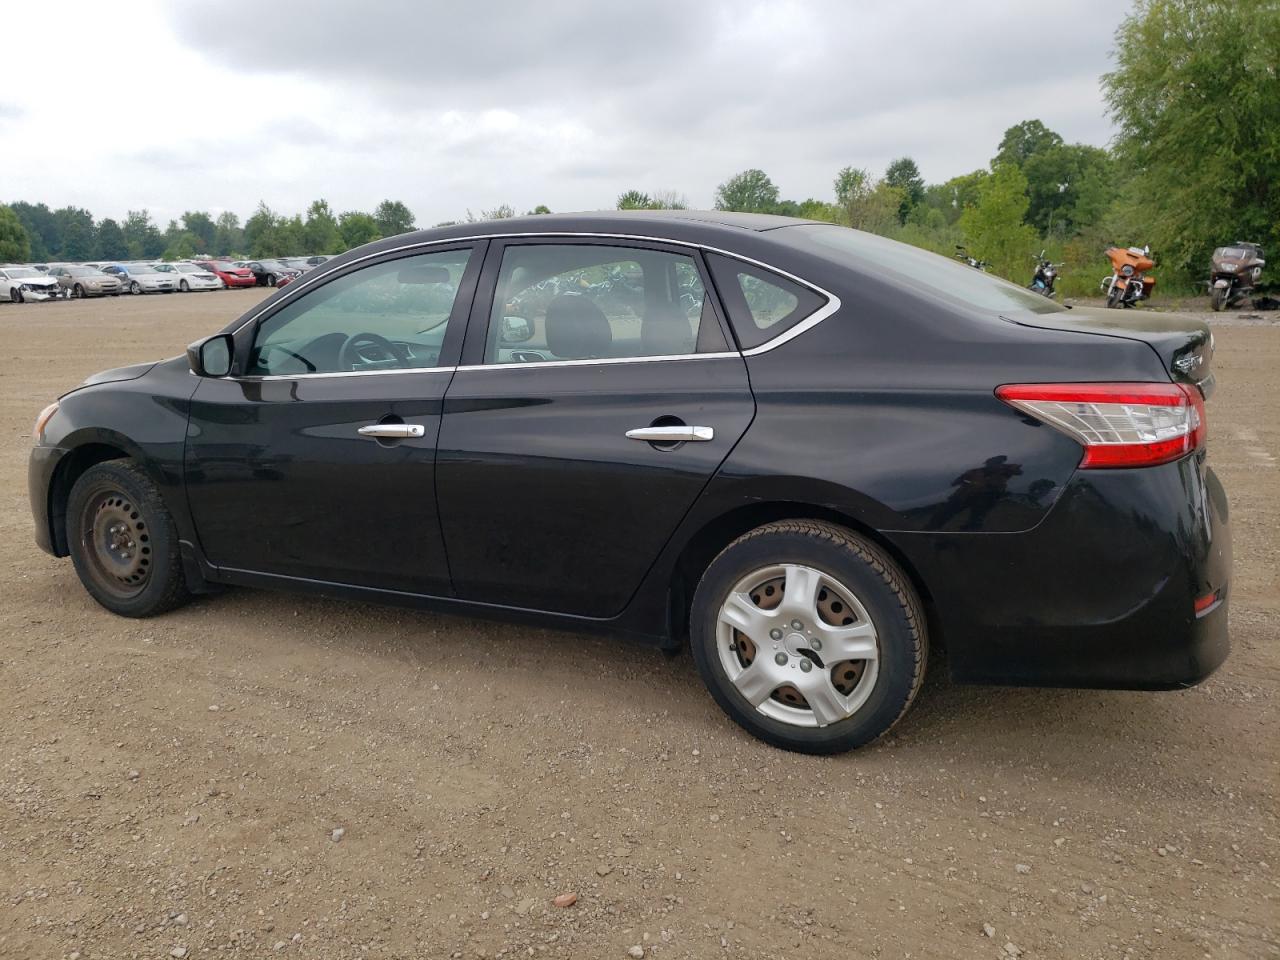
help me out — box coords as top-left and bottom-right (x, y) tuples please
(67, 461), (191, 617)
(690, 520), (927, 754)
(130, 281), (142, 295)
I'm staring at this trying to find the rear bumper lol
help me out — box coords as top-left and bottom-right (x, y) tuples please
(891, 454), (1231, 689)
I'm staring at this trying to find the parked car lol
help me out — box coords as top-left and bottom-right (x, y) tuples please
(1, 265), (63, 301)
(277, 257), (316, 273)
(305, 255), (332, 267)
(196, 261), (257, 288)
(154, 262), (223, 292)
(102, 263), (179, 295)
(234, 259), (301, 287)
(48, 264), (123, 298)
(27, 212), (1230, 754)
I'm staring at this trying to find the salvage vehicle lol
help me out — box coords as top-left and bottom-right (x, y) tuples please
(155, 262), (223, 292)
(234, 259), (301, 287)
(49, 264), (123, 298)
(1, 265), (63, 302)
(28, 212), (1230, 754)
(1102, 245), (1156, 308)
(195, 261), (258, 288)
(101, 263), (179, 295)
(1208, 242), (1265, 312)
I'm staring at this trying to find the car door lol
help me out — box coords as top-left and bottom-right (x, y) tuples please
(435, 238), (755, 618)
(183, 242), (484, 594)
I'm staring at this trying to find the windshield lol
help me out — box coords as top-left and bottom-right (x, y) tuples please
(128, 265), (160, 276)
(66, 266), (98, 277)
(1215, 246), (1254, 260)
(789, 224), (1065, 316)
(154, 264), (178, 272)
(174, 262), (201, 272)
(4, 268), (40, 279)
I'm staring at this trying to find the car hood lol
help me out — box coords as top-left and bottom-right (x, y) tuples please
(16, 276), (58, 286)
(75, 360), (159, 391)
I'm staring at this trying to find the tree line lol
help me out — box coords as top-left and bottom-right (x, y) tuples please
(1, 0), (1273, 296)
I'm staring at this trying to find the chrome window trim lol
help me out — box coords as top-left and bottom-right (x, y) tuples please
(227, 231), (840, 380)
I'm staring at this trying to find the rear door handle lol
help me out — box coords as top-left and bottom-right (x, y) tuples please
(625, 425), (714, 443)
(358, 424), (426, 439)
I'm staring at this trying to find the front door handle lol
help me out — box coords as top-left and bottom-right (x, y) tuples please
(625, 425), (714, 443)
(358, 424), (426, 439)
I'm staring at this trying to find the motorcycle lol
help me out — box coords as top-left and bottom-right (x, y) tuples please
(1208, 242), (1265, 311)
(1027, 251), (1060, 298)
(954, 245), (990, 271)
(1100, 245), (1155, 308)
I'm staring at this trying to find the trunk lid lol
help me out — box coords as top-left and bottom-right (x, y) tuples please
(1006, 305), (1215, 396)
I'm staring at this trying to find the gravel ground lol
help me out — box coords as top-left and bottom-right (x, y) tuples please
(1, 291), (1276, 960)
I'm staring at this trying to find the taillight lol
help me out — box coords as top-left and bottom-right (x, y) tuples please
(995, 382), (1206, 468)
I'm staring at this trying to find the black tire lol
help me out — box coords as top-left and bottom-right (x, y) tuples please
(1211, 286), (1228, 312)
(179, 280), (190, 293)
(689, 520), (927, 754)
(73, 283), (85, 299)
(67, 460), (191, 618)
(14, 287), (24, 304)
(1106, 283), (1124, 309)
(130, 281), (142, 295)
(266, 273), (276, 287)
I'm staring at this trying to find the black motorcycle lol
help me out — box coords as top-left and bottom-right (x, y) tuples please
(954, 245), (990, 271)
(1028, 251), (1060, 298)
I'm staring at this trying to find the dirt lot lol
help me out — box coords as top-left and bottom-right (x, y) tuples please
(1, 291), (1276, 960)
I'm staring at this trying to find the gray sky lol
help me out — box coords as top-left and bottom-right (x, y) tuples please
(0, 0), (1128, 227)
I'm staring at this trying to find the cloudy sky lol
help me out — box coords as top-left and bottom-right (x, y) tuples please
(0, 0), (1128, 227)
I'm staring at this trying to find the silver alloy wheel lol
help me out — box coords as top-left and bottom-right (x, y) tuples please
(716, 563), (879, 728)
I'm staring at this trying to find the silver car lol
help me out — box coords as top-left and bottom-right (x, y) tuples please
(103, 263), (179, 295)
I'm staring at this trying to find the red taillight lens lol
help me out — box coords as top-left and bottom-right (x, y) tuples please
(996, 382), (1206, 469)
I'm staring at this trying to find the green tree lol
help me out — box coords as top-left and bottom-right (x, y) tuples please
(181, 210), (217, 252)
(834, 167), (903, 234)
(374, 199), (415, 236)
(303, 199), (342, 253)
(1022, 142), (1115, 235)
(0, 205), (31, 262)
(338, 211), (381, 249)
(884, 156), (925, 222)
(8, 202), (56, 261)
(993, 119), (1064, 168)
(162, 232), (199, 261)
(528, 204), (552, 215)
(1102, 0), (1280, 272)
(959, 162), (1039, 279)
(714, 169), (779, 213)
(95, 218), (128, 260)
(650, 189), (688, 210)
(122, 209), (163, 259)
(480, 204), (515, 220)
(617, 189), (654, 210)
(213, 211), (243, 257)
(244, 202), (280, 257)
(54, 207), (96, 260)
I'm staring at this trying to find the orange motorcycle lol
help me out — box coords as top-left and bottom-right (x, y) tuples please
(1101, 245), (1155, 308)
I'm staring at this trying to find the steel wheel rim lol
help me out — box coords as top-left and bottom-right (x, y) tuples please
(79, 490), (152, 598)
(716, 563), (879, 728)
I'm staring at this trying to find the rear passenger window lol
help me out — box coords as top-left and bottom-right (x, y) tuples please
(706, 253), (826, 350)
(484, 243), (728, 364)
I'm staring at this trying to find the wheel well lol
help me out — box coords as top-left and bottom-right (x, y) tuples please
(667, 502), (937, 649)
(46, 443), (130, 556)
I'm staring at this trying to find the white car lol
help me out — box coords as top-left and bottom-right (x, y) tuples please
(102, 263), (179, 295)
(0, 265), (63, 302)
(156, 262), (224, 292)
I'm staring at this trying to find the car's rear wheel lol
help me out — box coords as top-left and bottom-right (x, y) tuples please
(690, 520), (927, 754)
(67, 461), (191, 618)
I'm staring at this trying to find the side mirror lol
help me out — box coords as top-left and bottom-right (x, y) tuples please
(500, 315), (534, 343)
(187, 333), (234, 377)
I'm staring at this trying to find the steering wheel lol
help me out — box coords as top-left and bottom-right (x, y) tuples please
(339, 331), (406, 370)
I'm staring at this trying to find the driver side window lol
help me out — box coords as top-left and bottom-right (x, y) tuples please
(248, 248), (473, 376)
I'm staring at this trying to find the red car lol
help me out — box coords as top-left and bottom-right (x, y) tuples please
(197, 261), (257, 289)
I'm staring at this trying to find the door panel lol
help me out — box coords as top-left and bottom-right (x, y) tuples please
(183, 244), (482, 594)
(436, 358), (754, 616)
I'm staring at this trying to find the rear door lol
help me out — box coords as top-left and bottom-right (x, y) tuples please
(435, 238), (754, 617)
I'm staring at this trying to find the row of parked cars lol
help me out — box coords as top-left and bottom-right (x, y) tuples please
(0, 255), (333, 303)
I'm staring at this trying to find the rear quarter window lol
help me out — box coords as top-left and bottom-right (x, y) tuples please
(706, 253), (827, 350)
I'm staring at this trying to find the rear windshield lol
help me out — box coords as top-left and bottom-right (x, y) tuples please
(789, 224), (1065, 316)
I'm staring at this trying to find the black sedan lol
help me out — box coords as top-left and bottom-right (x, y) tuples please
(236, 259), (301, 286)
(27, 212), (1230, 753)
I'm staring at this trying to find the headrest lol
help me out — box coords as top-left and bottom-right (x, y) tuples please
(641, 305), (696, 356)
(546, 295), (611, 359)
